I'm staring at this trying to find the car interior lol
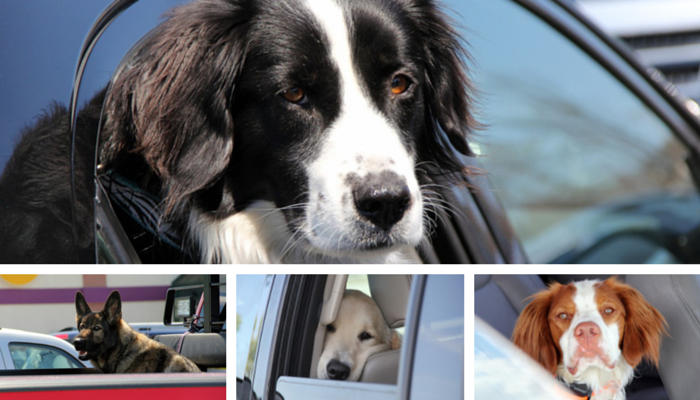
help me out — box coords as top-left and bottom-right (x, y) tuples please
(309, 274), (410, 385)
(153, 276), (226, 372)
(475, 274), (700, 400)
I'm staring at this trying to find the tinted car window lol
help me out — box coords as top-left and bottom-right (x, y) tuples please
(9, 343), (82, 369)
(409, 275), (464, 399)
(456, 0), (700, 263)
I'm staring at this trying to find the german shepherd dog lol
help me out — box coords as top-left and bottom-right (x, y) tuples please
(74, 290), (200, 373)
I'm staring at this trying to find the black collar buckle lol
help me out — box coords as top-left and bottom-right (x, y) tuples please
(557, 376), (593, 399)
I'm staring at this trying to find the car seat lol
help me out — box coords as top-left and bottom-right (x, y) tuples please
(358, 274), (412, 384)
(626, 275), (700, 400)
(474, 274), (546, 338)
(155, 332), (226, 371)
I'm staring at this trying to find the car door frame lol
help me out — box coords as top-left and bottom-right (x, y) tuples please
(523, 0), (700, 171)
(251, 275), (465, 400)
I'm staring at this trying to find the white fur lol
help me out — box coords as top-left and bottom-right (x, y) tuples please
(189, 0), (425, 263)
(301, 0), (423, 253)
(317, 290), (401, 381)
(189, 201), (421, 263)
(557, 280), (634, 400)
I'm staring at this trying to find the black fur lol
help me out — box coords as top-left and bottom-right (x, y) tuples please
(0, 94), (103, 263)
(0, 0), (476, 263)
(74, 291), (200, 373)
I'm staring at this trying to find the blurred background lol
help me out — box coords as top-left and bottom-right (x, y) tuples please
(0, 274), (200, 334)
(575, 0), (700, 104)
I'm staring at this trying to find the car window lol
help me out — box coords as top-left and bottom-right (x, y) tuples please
(236, 275), (272, 387)
(456, 0), (700, 263)
(347, 274), (371, 295)
(9, 343), (82, 369)
(409, 275), (464, 399)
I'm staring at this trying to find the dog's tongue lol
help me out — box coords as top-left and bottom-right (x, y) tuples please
(79, 351), (86, 356)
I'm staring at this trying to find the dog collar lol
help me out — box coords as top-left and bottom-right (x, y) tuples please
(557, 376), (592, 400)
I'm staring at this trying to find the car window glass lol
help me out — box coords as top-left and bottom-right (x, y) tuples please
(409, 275), (464, 399)
(456, 0), (700, 263)
(236, 275), (271, 384)
(347, 274), (371, 295)
(9, 343), (82, 369)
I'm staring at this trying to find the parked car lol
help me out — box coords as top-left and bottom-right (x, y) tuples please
(51, 323), (188, 344)
(236, 274), (464, 400)
(0, 328), (88, 370)
(0, 0), (699, 264)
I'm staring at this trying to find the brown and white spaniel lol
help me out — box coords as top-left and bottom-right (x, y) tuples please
(512, 277), (667, 400)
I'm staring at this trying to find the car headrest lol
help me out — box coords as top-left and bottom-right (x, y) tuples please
(625, 275), (699, 400)
(368, 275), (411, 329)
(359, 349), (401, 384)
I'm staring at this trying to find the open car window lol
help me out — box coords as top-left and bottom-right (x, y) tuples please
(458, 0), (700, 264)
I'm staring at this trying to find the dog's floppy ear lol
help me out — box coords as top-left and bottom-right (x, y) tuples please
(416, 0), (475, 155)
(103, 0), (254, 212)
(402, 0), (478, 177)
(512, 285), (561, 374)
(604, 278), (668, 368)
(102, 290), (123, 326)
(75, 291), (91, 322)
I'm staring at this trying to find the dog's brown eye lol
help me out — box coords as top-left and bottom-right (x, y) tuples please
(282, 87), (308, 105)
(391, 74), (411, 95)
(558, 313), (568, 320)
(93, 326), (101, 331)
(604, 308), (614, 315)
(327, 324), (336, 333)
(358, 332), (372, 341)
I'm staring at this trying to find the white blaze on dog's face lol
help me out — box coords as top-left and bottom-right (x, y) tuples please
(300, 0), (424, 256)
(317, 290), (401, 381)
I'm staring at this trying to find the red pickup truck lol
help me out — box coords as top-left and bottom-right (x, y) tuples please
(0, 373), (226, 400)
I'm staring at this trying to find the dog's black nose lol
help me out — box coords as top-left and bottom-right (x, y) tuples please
(326, 359), (351, 380)
(352, 171), (411, 231)
(74, 338), (85, 351)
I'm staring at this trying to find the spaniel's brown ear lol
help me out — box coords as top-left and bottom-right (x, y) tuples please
(604, 278), (668, 367)
(512, 285), (561, 373)
(102, 0), (255, 213)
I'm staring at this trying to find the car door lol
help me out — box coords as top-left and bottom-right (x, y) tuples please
(249, 274), (465, 400)
(445, 0), (700, 264)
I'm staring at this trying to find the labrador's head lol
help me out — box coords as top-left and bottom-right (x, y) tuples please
(317, 290), (401, 381)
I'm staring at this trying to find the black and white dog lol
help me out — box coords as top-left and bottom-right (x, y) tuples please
(0, 0), (476, 263)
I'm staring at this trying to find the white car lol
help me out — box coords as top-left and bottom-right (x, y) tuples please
(0, 328), (89, 370)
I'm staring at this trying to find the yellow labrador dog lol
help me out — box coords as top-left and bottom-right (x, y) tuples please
(317, 290), (402, 381)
